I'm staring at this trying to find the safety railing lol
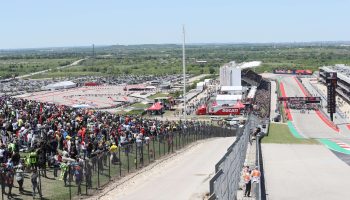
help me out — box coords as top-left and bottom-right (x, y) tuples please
(209, 114), (259, 200)
(0, 125), (237, 200)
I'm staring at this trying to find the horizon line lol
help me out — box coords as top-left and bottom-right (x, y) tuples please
(1, 40), (350, 51)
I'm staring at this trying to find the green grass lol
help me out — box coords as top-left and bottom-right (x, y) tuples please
(0, 58), (75, 78)
(262, 123), (318, 144)
(131, 102), (149, 109)
(148, 93), (170, 99)
(127, 109), (146, 115)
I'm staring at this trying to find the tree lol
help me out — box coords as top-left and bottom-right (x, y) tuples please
(209, 67), (215, 74)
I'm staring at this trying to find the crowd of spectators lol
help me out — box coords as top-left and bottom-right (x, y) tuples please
(0, 95), (204, 198)
(253, 80), (271, 119)
(242, 69), (262, 86)
(241, 71), (271, 119)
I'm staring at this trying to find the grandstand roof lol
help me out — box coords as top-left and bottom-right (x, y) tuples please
(321, 65), (350, 84)
(216, 95), (242, 101)
(247, 86), (257, 99)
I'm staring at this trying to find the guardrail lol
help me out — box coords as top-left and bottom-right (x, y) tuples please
(0, 125), (237, 200)
(256, 127), (267, 200)
(209, 114), (259, 200)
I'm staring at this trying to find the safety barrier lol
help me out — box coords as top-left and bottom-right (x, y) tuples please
(256, 128), (267, 200)
(0, 125), (237, 200)
(209, 114), (259, 200)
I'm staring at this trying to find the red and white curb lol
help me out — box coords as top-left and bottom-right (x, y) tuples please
(330, 139), (350, 151)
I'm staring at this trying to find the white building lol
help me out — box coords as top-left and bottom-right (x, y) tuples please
(220, 86), (243, 95)
(196, 82), (205, 91)
(220, 62), (241, 87)
(204, 79), (211, 85)
(216, 94), (242, 105)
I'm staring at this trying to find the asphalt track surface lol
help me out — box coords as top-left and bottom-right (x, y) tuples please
(263, 144), (350, 200)
(263, 74), (350, 200)
(281, 76), (350, 144)
(281, 76), (341, 139)
(99, 137), (235, 200)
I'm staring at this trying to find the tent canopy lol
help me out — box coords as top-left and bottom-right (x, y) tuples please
(196, 104), (207, 115)
(233, 101), (245, 109)
(147, 102), (163, 111)
(72, 104), (91, 108)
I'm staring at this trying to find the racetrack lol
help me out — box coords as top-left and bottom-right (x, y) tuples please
(263, 144), (350, 200)
(281, 76), (340, 138)
(97, 137), (235, 200)
(278, 75), (350, 149)
(263, 74), (350, 200)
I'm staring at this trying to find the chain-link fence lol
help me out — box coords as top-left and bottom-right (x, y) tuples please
(209, 114), (259, 200)
(0, 124), (237, 200)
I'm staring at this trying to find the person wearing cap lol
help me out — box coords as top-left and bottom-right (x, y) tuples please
(109, 143), (118, 164)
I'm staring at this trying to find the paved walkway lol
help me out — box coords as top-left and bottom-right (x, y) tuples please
(98, 137), (235, 200)
(236, 139), (257, 200)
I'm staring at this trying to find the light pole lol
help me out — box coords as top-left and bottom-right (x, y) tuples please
(182, 25), (187, 121)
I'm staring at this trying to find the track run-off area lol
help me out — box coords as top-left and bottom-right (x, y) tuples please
(262, 73), (350, 200)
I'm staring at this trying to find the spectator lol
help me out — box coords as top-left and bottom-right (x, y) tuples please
(31, 169), (41, 198)
(15, 163), (24, 194)
(243, 167), (252, 197)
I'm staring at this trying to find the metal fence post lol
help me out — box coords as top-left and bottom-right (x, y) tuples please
(1, 170), (3, 200)
(97, 157), (100, 189)
(69, 166), (72, 200)
(152, 137), (156, 159)
(85, 161), (88, 195)
(147, 142), (150, 164)
(119, 146), (122, 177)
(127, 145), (130, 173)
(163, 136), (166, 155)
(108, 153), (111, 180)
(175, 132), (178, 150)
(171, 134), (174, 153)
(158, 136), (161, 158)
(39, 169), (43, 200)
(135, 142), (138, 169)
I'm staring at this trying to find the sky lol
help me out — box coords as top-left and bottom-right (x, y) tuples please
(0, 0), (349, 49)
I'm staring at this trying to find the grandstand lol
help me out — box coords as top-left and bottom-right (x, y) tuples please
(319, 65), (350, 102)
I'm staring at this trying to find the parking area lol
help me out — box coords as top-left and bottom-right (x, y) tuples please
(15, 85), (135, 109)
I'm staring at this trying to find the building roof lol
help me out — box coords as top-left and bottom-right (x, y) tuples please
(216, 95), (242, 101)
(221, 86), (243, 91)
(197, 82), (205, 86)
(147, 102), (163, 111)
(321, 65), (350, 84)
(45, 81), (76, 89)
(247, 86), (257, 99)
